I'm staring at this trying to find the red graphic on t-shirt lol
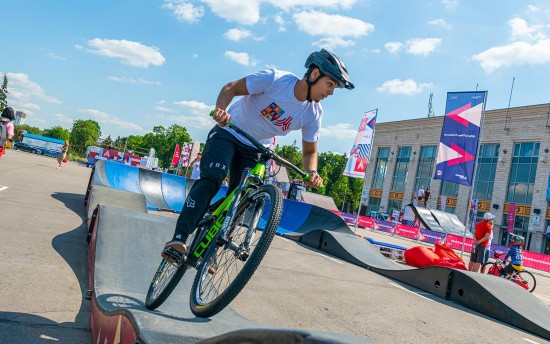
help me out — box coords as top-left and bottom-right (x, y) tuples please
(260, 102), (292, 130)
(274, 116), (293, 131)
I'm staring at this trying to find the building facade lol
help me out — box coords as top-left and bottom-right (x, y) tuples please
(363, 103), (550, 254)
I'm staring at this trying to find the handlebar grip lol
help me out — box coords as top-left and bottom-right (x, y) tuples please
(209, 109), (233, 127)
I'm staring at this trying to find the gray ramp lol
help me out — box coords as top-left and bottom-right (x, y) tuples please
(91, 205), (370, 343)
(286, 227), (550, 340)
(430, 208), (473, 238)
(86, 185), (147, 220)
(410, 205), (446, 233)
(91, 160), (110, 187)
(138, 169), (171, 211)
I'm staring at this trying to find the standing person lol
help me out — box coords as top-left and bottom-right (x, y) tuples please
(57, 140), (69, 168)
(423, 188), (431, 207)
(0, 107), (15, 158)
(417, 186), (425, 205)
(468, 212), (495, 272)
(190, 152), (202, 179)
(162, 48), (354, 259)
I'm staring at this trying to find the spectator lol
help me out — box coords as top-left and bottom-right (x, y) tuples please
(0, 107), (15, 158)
(468, 212), (495, 272)
(417, 186), (425, 204)
(190, 152), (202, 179)
(423, 188), (431, 207)
(57, 140), (70, 168)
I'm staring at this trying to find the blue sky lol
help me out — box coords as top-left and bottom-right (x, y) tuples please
(3, 1), (550, 154)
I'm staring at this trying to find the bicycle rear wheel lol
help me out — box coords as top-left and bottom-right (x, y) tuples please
(481, 263), (499, 276)
(145, 233), (196, 309)
(190, 184), (283, 318)
(516, 270), (536, 293)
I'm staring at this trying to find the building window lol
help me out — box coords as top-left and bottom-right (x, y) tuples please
(413, 145), (437, 193)
(506, 142), (540, 204)
(387, 199), (403, 215)
(391, 146), (411, 192)
(499, 215), (529, 246)
(440, 181), (459, 197)
(473, 143), (499, 201)
(371, 147), (390, 189)
(367, 197), (381, 214)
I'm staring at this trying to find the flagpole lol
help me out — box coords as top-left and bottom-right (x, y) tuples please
(354, 109), (378, 233)
(460, 92), (488, 257)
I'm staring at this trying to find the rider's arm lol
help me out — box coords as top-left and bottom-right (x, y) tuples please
(301, 140), (323, 188)
(474, 232), (491, 246)
(213, 78), (249, 126)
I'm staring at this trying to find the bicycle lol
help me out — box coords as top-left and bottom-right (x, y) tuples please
(480, 251), (536, 293)
(145, 111), (315, 317)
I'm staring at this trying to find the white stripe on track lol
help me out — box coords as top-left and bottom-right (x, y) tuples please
(522, 338), (540, 344)
(388, 282), (433, 301)
(0, 185), (8, 192)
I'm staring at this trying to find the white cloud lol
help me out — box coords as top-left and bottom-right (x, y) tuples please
(173, 100), (214, 116)
(472, 39), (550, 73)
(313, 37), (355, 50)
(265, 0), (356, 10)
(107, 76), (161, 85)
(274, 13), (286, 32)
(406, 38), (442, 56)
(293, 11), (374, 38)
(78, 108), (145, 132)
(162, 113), (214, 130)
(163, 1), (204, 23)
(82, 38), (165, 68)
(54, 113), (74, 125)
(508, 18), (546, 41)
(224, 51), (258, 66)
(165, 100), (216, 128)
(385, 42), (403, 53)
(156, 106), (178, 113)
(441, 0), (458, 11)
(428, 18), (452, 30)
(320, 123), (357, 140)
(202, 0), (260, 25)
(223, 28), (261, 42)
(3, 72), (61, 114)
(376, 79), (432, 95)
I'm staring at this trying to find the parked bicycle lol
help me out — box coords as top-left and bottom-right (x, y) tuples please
(145, 111), (314, 317)
(480, 251), (536, 293)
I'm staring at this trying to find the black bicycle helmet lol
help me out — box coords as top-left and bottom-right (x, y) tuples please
(304, 49), (354, 102)
(1, 107), (14, 121)
(509, 233), (525, 246)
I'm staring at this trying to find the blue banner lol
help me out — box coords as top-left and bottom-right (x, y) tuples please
(434, 91), (487, 186)
(546, 173), (550, 202)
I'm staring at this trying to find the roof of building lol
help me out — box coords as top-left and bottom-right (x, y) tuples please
(23, 133), (65, 144)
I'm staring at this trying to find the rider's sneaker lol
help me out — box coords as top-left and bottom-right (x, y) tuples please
(208, 256), (218, 274)
(161, 240), (187, 263)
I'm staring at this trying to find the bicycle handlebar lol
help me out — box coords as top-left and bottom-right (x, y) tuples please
(209, 110), (310, 181)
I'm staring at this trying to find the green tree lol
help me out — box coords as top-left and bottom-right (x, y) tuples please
(70, 119), (101, 155)
(141, 124), (192, 167)
(16, 124), (42, 136)
(43, 126), (71, 141)
(0, 74), (8, 112)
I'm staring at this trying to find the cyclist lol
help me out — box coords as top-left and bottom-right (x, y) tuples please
(162, 49), (354, 261)
(498, 233), (525, 278)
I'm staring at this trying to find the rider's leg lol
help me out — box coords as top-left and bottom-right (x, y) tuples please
(164, 127), (236, 258)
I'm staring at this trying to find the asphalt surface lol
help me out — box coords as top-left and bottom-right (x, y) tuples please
(1, 149), (550, 344)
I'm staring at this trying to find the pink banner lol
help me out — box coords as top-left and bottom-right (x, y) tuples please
(171, 143), (180, 166)
(507, 203), (516, 233)
(358, 216), (375, 228)
(446, 234), (474, 252)
(394, 224), (419, 240)
(523, 250), (550, 273)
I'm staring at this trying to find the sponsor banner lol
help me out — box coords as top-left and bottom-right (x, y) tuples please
(374, 220), (395, 233)
(507, 202), (516, 233)
(358, 216), (375, 228)
(446, 233), (474, 251)
(340, 212), (356, 224)
(343, 109), (377, 179)
(523, 250), (550, 273)
(394, 224), (419, 240)
(419, 229), (447, 244)
(434, 91), (487, 186)
(180, 142), (192, 167)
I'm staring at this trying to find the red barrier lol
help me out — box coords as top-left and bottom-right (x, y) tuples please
(446, 234), (474, 252)
(394, 224), (419, 240)
(358, 216), (375, 228)
(523, 250), (550, 273)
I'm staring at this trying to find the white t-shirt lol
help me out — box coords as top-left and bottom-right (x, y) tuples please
(224, 69), (323, 146)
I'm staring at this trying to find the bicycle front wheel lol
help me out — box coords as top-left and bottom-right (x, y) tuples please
(145, 233), (196, 309)
(517, 270), (536, 293)
(190, 184), (283, 318)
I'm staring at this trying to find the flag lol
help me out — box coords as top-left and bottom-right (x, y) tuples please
(343, 109), (377, 179)
(171, 143), (181, 166)
(179, 142), (192, 167)
(434, 91), (487, 186)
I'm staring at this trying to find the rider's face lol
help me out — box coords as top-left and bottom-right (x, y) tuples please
(309, 70), (338, 102)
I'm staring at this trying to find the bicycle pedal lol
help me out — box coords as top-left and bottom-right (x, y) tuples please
(162, 247), (186, 264)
